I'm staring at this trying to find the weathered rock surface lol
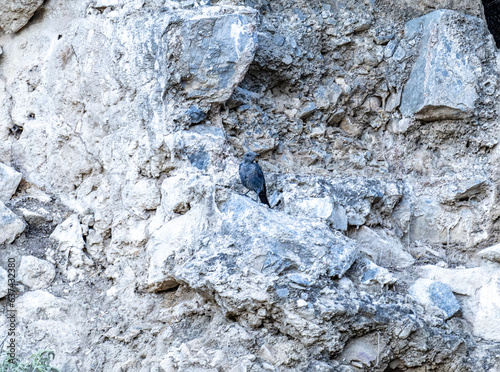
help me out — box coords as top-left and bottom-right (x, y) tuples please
(0, 0), (500, 370)
(400, 10), (495, 121)
(409, 278), (461, 319)
(0, 201), (25, 245)
(16, 290), (84, 369)
(18, 255), (56, 289)
(0, 266), (8, 298)
(420, 264), (500, 341)
(0, 162), (22, 202)
(478, 243), (500, 263)
(351, 226), (414, 268)
(48, 214), (92, 281)
(0, 0), (44, 33)
(146, 172), (357, 311)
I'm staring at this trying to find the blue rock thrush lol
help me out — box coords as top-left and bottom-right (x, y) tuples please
(239, 152), (271, 207)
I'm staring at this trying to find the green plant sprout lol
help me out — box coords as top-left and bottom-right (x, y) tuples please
(0, 350), (59, 372)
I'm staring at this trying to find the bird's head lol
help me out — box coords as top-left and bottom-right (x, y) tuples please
(243, 151), (259, 163)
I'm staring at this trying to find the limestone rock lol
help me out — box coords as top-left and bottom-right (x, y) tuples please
(281, 176), (403, 229)
(340, 336), (379, 368)
(145, 172), (219, 292)
(361, 260), (397, 288)
(0, 201), (25, 245)
(16, 290), (83, 366)
(16, 289), (68, 321)
(420, 264), (500, 341)
(147, 175), (357, 316)
(0, 162), (22, 202)
(0, 267), (7, 298)
(18, 255), (56, 290)
(351, 226), (414, 268)
(478, 243), (500, 263)
(0, 0), (44, 34)
(474, 272), (500, 341)
(400, 10), (491, 121)
(409, 279), (461, 320)
(174, 194), (357, 314)
(49, 214), (91, 270)
(50, 214), (84, 252)
(174, 6), (258, 103)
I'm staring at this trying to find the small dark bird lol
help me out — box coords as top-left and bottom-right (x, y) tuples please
(239, 151), (271, 207)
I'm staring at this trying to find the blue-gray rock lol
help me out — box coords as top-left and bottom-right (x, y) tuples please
(298, 102), (317, 120)
(409, 279), (460, 320)
(400, 10), (494, 121)
(146, 180), (357, 314)
(188, 151), (210, 170)
(428, 281), (461, 319)
(187, 105), (207, 124)
(173, 195), (357, 314)
(176, 7), (258, 103)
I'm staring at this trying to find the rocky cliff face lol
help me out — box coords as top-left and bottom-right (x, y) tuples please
(1, 0), (500, 371)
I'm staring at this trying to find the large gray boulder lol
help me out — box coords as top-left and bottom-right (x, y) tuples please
(173, 7), (258, 103)
(145, 172), (357, 315)
(351, 226), (414, 269)
(176, 194), (357, 314)
(400, 10), (493, 121)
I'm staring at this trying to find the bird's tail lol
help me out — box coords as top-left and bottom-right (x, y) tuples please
(259, 191), (271, 208)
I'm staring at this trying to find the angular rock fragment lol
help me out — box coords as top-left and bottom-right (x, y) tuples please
(340, 337), (378, 369)
(351, 226), (414, 268)
(0, 201), (25, 245)
(50, 214), (91, 269)
(409, 278), (460, 319)
(18, 255), (56, 290)
(0, 162), (22, 202)
(418, 264), (500, 341)
(174, 6), (258, 103)
(477, 243), (500, 263)
(0, 0), (44, 34)
(400, 10), (492, 121)
(361, 260), (397, 287)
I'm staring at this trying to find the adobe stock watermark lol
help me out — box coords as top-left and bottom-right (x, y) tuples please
(3, 257), (17, 362)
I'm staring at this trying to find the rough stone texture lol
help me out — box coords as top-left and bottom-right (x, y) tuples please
(0, 0), (499, 370)
(360, 260), (397, 288)
(145, 172), (357, 306)
(478, 243), (500, 263)
(0, 162), (22, 202)
(15, 290), (84, 369)
(49, 214), (92, 282)
(420, 264), (500, 341)
(0, 0), (44, 33)
(409, 278), (461, 319)
(0, 201), (25, 245)
(0, 266), (7, 298)
(400, 10), (493, 121)
(350, 226), (414, 268)
(18, 255), (56, 289)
